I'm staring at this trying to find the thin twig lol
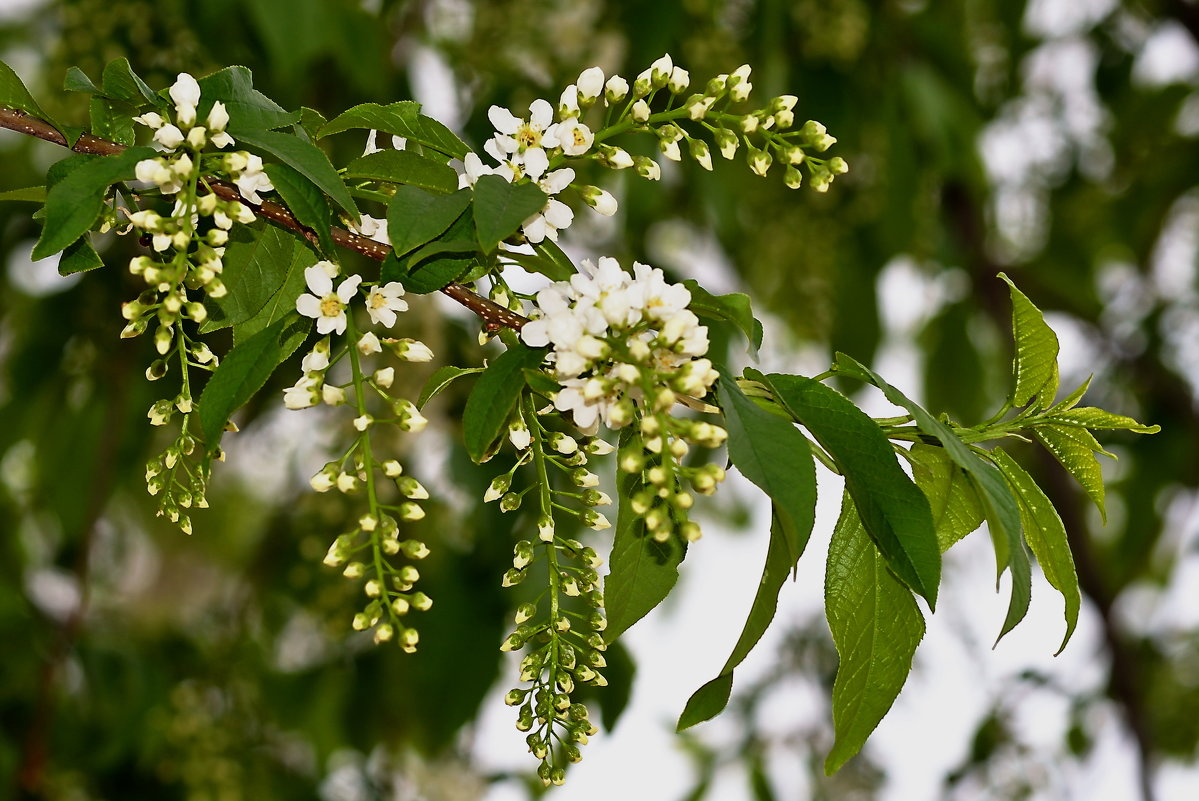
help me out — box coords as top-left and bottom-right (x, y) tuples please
(0, 107), (529, 331)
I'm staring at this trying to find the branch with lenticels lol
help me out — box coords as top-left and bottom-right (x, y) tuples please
(0, 106), (530, 331)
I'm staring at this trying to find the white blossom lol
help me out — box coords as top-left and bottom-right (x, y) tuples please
(486, 99), (559, 180)
(295, 263), (361, 335)
(169, 73), (201, 127)
(366, 282), (408, 327)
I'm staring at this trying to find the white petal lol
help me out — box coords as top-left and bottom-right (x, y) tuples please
(523, 148), (549, 180)
(540, 168), (575, 195)
(337, 274), (363, 302)
(529, 99), (553, 129)
(488, 105), (521, 134)
(295, 294), (322, 319)
(304, 265), (333, 295)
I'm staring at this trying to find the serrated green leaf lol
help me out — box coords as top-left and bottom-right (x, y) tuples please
(0, 186), (46, 203)
(196, 66), (297, 133)
(605, 428), (687, 641)
(417, 365), (483, 409)
(998, 273), (1059, 408)
(1033, 423), (1108, 521)
(387, 186), (472, 256)
(345, 150), (459, 194)
(198, 317), (289, 448)
(317, 101), (421, 139)
(88, 96), (135, 145)
(472, 175), (546, 254)
(990, 447), (1081, 655)
(683, 280), (763, 357)
(907, 444), (984, 552)
(718, 368), (817, 565)
(297, 106), (327, 139)
(58, 236), (103, 275)
(759, 371), (940, 606)
(833, 353), (1031, 642)
(100, 58), (159, 106)
(462, 345), (545, 462)
(202, 225), (304, 332)
(234, 128), (358, 220)
(825, 492), (925, 774)
(678, 507), (801, 730)
(264, 162), (334, 256)
(232, 243), (317, 347)
(64, 66), (100, 95)
(0, 58), (53, 122)
(32, 147), (155, 260)
(405, 114), (470, 159)
(1049, 407), (1160, 434)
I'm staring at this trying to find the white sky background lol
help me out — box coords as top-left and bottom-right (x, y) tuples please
(3, 0), (1199, 798)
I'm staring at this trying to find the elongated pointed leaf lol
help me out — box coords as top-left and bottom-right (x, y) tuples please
(0, 186), (46, 203)
(196, 66), (297, 132)
(990, 447), (1081, 654)
(605, 429), (687, 641)
(387, 186), (472, 256)
(998, 273), (1059, 408)
(202, 225), (305, 333)
(1033, 423), (1108, 521)
(264, 162), (334, 256)
(1049, 407), (1160, 434)
(345, 150), (459, 194)
(233, 128), (358, 219)
(682, 280), (763, 357)
(417, 365), (483, 409)
(462, 345), (545, 462)
(759, 371), (940, 606)
(58, 236), (103, 275)
(472, 175), (546, 254)
(0, 58), (53, 121)
(907, 444), (983, 552)
(678, 508), (801, 730)
(825, 492), (925, 774)
(317, 101), (468, 158)
(100, 58), (159, 106)
(64, 66), (101, 95)
(199, 317), (290, 447)
(718, 369), (817, 565)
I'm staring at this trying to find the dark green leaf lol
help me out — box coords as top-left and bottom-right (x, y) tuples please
(717, 368), (817, 565)
(264, 162), (334, 256)
(297, 106), (328, 139)
(907, 444), (984, 552)
(462, 345), (545, 462)
(64, 66), (100, 95)
(0, 58), (53, 121)
(998, 274), (1059, 408)
(345, 150), (459, 194)
(522, 368), (561, 397)
(202, 225), (304, 333)
(88, 96), (135, 145)
(605, 428), (687, 641)
(404, 114), (470, 159)
(991, 447), (1081, 655)
(32, 147), (155, 260)
(58, 236), (103, 275)
(1033, 423), (1108, 521)
(317, 101), (421, 138)
(0, 186), (46, 203)
(472, 175), (546, 254)
(196, 66), (298, 133)
(232, 242), (317, 346)
(198, 318), (289, 447)
(825, 492), (925, 774)
(1049, 407), (1160, 434)
(683, 280), (764, 356)
(100, 58), (159, 106)
(417, 365), (484, 409)
(678, 508), (801, 730)
(759, 371), (940, 606)
(234, 128), (358, 220)
(387, 186), (472, 256)
(531, 240), (578, 280)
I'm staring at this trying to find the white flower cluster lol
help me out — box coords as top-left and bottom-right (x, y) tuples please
(519, 257), (720, 436)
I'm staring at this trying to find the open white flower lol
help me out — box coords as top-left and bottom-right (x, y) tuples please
(486, 99), (559, 180)
(234, 154), (274, 204)
(366, 282), (408, 327)
(549, 118), (594, 157)
(295, 263), (361, 335)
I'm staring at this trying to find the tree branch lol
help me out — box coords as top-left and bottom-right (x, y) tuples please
(0, 107), (529, 331)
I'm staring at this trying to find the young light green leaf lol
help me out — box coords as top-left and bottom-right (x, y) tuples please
(990, 447), (1081, 655)
(196, 66), (298, 132)
(344, 150), (459, 194)
(1049, 407), (1160, 434)
(1045, 375), (1092, 414)
(682, 280), (764, 356)
(825, 492), (925, 774)
(0, 186), (46, 203)
(462, 345), (545, 462)
(472, 174), (547, 254)
(998, 273), (1059, 408)
(58, 236), (103, 275)
(0, 58), (54, 121)
(678, 508), (799, 730)
(387, 186), (472, 256)
(233, 128), (358, 220)
(417, 365), (483, 409)
(717, 368), (817, 565)
(1033, 423), (1108, 521)
(198, 317), (289, 448)
(605, 428), (687, 641)
(202, 225), (305, 333)
(32, 146), (155, 260)
(907, 444), (984, 552)
(263, 162), (334, 256)
(759, 371), (940, 607)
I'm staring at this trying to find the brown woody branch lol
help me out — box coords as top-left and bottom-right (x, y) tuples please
(0, 107), (529, 331)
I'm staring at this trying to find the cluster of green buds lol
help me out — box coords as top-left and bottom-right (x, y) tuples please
(488, 397), (612, 784)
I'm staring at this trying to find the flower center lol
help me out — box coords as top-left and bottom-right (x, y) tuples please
(320, 295), (344, 318)
(369, 293), (388, 310)
(515, 123), (541, 151)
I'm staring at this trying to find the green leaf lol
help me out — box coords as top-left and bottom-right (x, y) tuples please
(522, 368), (561, 397)
(1046, 376), (1091, 414)
(1049, 407), (1160, 434)
(32, 147), (155, 260)
(462, 345), (545, 462)
(759, 371), (940, 606)
(344, 150), (459, 194)
(472, 175), (546, 254)
(403, 252), (475, 294)
(264, 162), (334, 256)
(1033, 423), (1108, 521)
(198, 317), (290, 448)
(998, 273), (1059, 408)
(232, 243), (317, 347)
(88, 96), (135, 145)
(677, 508), (801, 730)
(0, 58), (53, 121)
(297, 106), (328, 140)
(202, 225), (305, 333)
(531, 240), (578, 280)
(604, 428), (687, 641)
(718, 369), (818, 565)
(417, 365), (483, 409)
(682, 280), (764, 356)
(196, 66), (298, 133)
(825, 492), (925, 774)
(0, 186), (46, 203)
(317, 101), (421, 138)
(63, 66), (100, 95)
(990, 447), (1081, 655)
(234, 128), (358, 220)
(403, 114), (470, 159)
(907, 444), (984, 552)
(58, 236), (103, 275)
(833, 353), (1031, 642)
(387, 186), (472, 257)
(100, 58), (159, 106)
